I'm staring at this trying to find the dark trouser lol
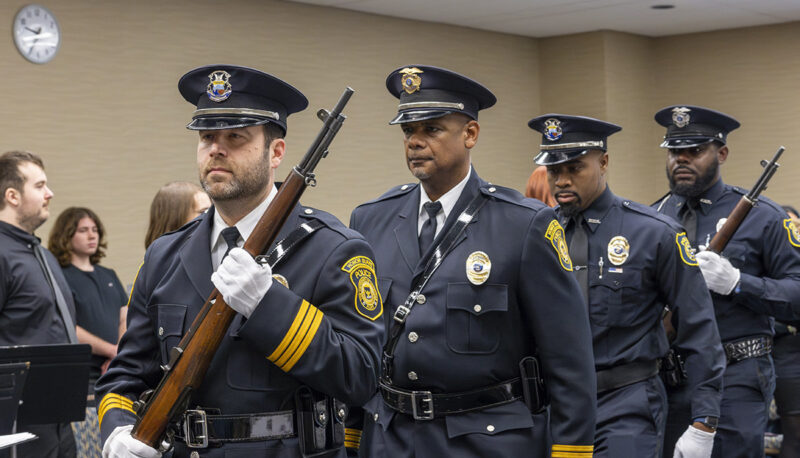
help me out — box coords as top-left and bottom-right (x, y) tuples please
(774, 334), (800, 458)
(14, 423), (76, 458)
(594, 376), (666, 458)
(664, 355), (775, 458)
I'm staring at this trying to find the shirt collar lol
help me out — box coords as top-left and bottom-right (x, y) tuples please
(210, 185), (278, 250)
(676, 178), (724, 215)
(418, 167), (472, 221)
(0, 220), (39, 244)
(580, 185), (615, 232)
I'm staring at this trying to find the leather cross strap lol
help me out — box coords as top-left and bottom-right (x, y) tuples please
(256, 219), (325, 268)
(381, 191), (489, 382)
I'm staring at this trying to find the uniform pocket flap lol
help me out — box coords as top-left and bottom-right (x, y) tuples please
(589, 268), (641, 290)
(154, 304), (187, 341)
(446, 283), (508, 316)
(445, 401), (534, 439)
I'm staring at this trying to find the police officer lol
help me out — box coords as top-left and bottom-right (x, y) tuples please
(95, 65), (384, 458)
(349, 65), (596, 457)
(652, 105), (800, 458)
(531, 114), (726, 457)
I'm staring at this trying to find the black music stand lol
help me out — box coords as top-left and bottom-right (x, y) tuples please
(0, 344), (91, 426)
(0, 362), (29, 435)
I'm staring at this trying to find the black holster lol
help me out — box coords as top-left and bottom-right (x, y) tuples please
(660, 348), (688, 388)
(519, 356), (549, 413)
(294, 386), (347, 457)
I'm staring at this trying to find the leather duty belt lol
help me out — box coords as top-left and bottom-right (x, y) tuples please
(175, 409), (296, 448)
(596, 360), (659, 393)
(724, 335), (772, 365)
(380, 378), (522, 421)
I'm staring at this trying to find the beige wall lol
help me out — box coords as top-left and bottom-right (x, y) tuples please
(2, 0), (799, 284)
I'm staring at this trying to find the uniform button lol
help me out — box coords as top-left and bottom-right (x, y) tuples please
(488, 187), (496, 193)
(401, 184), (409, 190)
(486, 424), (495, 432)
(473, 304), (482, 313)
(416, 294), (426, 305)
(158, 327), (164, 336)
(373, 413), (379, 421)
(338, 408), (346, 419)
(27, 244), (32, 248)
(408, 332), (418, 343)
(408, 371), (418, 381)
(190, 452), (199, 458)
(304, 208), (313, 214)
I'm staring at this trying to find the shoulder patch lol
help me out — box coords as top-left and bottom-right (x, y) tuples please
(341, 256), (383, 321)
(676, 232), (698, 266)
(784, 219), (800, 248)
(544, 219), (573, 271)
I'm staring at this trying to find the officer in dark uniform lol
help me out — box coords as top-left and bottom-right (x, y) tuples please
(349, 65), (596, 458)
(531, 114), (726, 458)
(95, 65), (384, 458)
(652, 105), (800, 458)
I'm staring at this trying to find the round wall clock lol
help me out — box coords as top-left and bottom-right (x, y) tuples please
(12, 4), (61, 64)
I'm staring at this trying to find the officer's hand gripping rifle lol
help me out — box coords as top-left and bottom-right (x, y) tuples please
(130, 88), (355, 450)
(706, 146), (785, 253)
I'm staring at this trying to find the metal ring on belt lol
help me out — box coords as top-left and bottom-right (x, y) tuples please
(175, 409), (296, 448)
(724, 335), (773, 365)
(596, 360), (660, 393)
(380, 378), (523, 420)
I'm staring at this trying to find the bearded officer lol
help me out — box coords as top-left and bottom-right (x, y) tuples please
(348, 65), (596, 458)
(652, 105), (800, 458)
(531, 114), (725, 458)
(95, 65), (384, 457)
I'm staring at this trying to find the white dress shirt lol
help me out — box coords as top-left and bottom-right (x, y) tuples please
(417, 167), (472, 237)
(210, 185), (278, 270)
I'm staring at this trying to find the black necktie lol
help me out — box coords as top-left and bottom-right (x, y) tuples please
(418, 201), (442, 256)
(221, 226), (241, 258)
(569, 215), (589, 303)
(680, 200), (698, 244)
(32, 242), (78, 343)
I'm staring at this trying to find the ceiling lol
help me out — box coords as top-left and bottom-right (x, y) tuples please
(286, 0), (800, 37)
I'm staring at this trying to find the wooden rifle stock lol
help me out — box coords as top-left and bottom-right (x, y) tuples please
(131, 88), (354, 450)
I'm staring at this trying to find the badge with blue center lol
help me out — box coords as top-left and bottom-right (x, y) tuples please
(607, 236), (629, 266)
(207, 70), (232, 102)
(671, 107), (691, 128)
(399, 67), (423, 94)
(341, 256), (383, 321)
(676, 232), (698, 266)
(466, 251), (491, 285)
(544, 118), (563, 141)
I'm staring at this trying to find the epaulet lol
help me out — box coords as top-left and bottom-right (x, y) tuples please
(355, 183), (417, 208)
(621, 199), (684, 231)
(730, 185), (747, 195)
(728, 185), (786, 216)
(480, 184), (546, 212)
(298, 206), (361, 240)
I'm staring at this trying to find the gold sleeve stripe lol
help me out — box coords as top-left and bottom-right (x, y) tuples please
(274, 305), (318, 368)
(126, 262), (144, 307)
(552, 445), (594, 452)
(268, 300), (311, 362)
(282, 308), (323, 372)
(344, 441), (360, 449)
(98, 393), (136, 426)
(552, 453), (593, 458)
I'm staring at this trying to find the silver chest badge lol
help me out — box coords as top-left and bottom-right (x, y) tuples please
(466, 251), (491, 285)
(607, 236), (630, 266)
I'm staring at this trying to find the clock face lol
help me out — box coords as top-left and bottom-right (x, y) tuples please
(13, 4), (60, 64)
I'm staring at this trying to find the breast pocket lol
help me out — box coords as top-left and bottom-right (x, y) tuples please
(589, 269), (642, 327)
(446, 283), (508, 354)
(148, 304), (187, 365)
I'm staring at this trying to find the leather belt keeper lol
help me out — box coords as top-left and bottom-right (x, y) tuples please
(724, 335), (772, 365)
(596, 360), (659, 393)
(175, 409), (296, 448)
(380, 378), (522, 420)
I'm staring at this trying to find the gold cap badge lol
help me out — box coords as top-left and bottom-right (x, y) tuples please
(399, 67), (423, 94)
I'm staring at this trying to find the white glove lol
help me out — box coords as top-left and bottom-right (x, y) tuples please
(695, 250), (740, 295)
(211, 247), (272, 318)
(102, 425), (161, 458)
(673, 425), (715, 458)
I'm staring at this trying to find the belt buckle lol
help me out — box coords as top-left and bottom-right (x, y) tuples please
(410, 390), (434, 420)
(183, 409), (209, 449)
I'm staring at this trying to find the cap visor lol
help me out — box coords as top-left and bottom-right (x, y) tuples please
(659, 138), (715, 149)
(534, 149), (590, 166)
(389, 110), (452, 125)
(187, 116), (274, 131)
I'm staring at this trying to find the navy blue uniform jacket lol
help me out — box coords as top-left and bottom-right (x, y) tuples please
(561, 187), (725, 418)
(654, 179), (800, 341)
(95, 204), (384, 457)
(349, 170), (596, 457)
